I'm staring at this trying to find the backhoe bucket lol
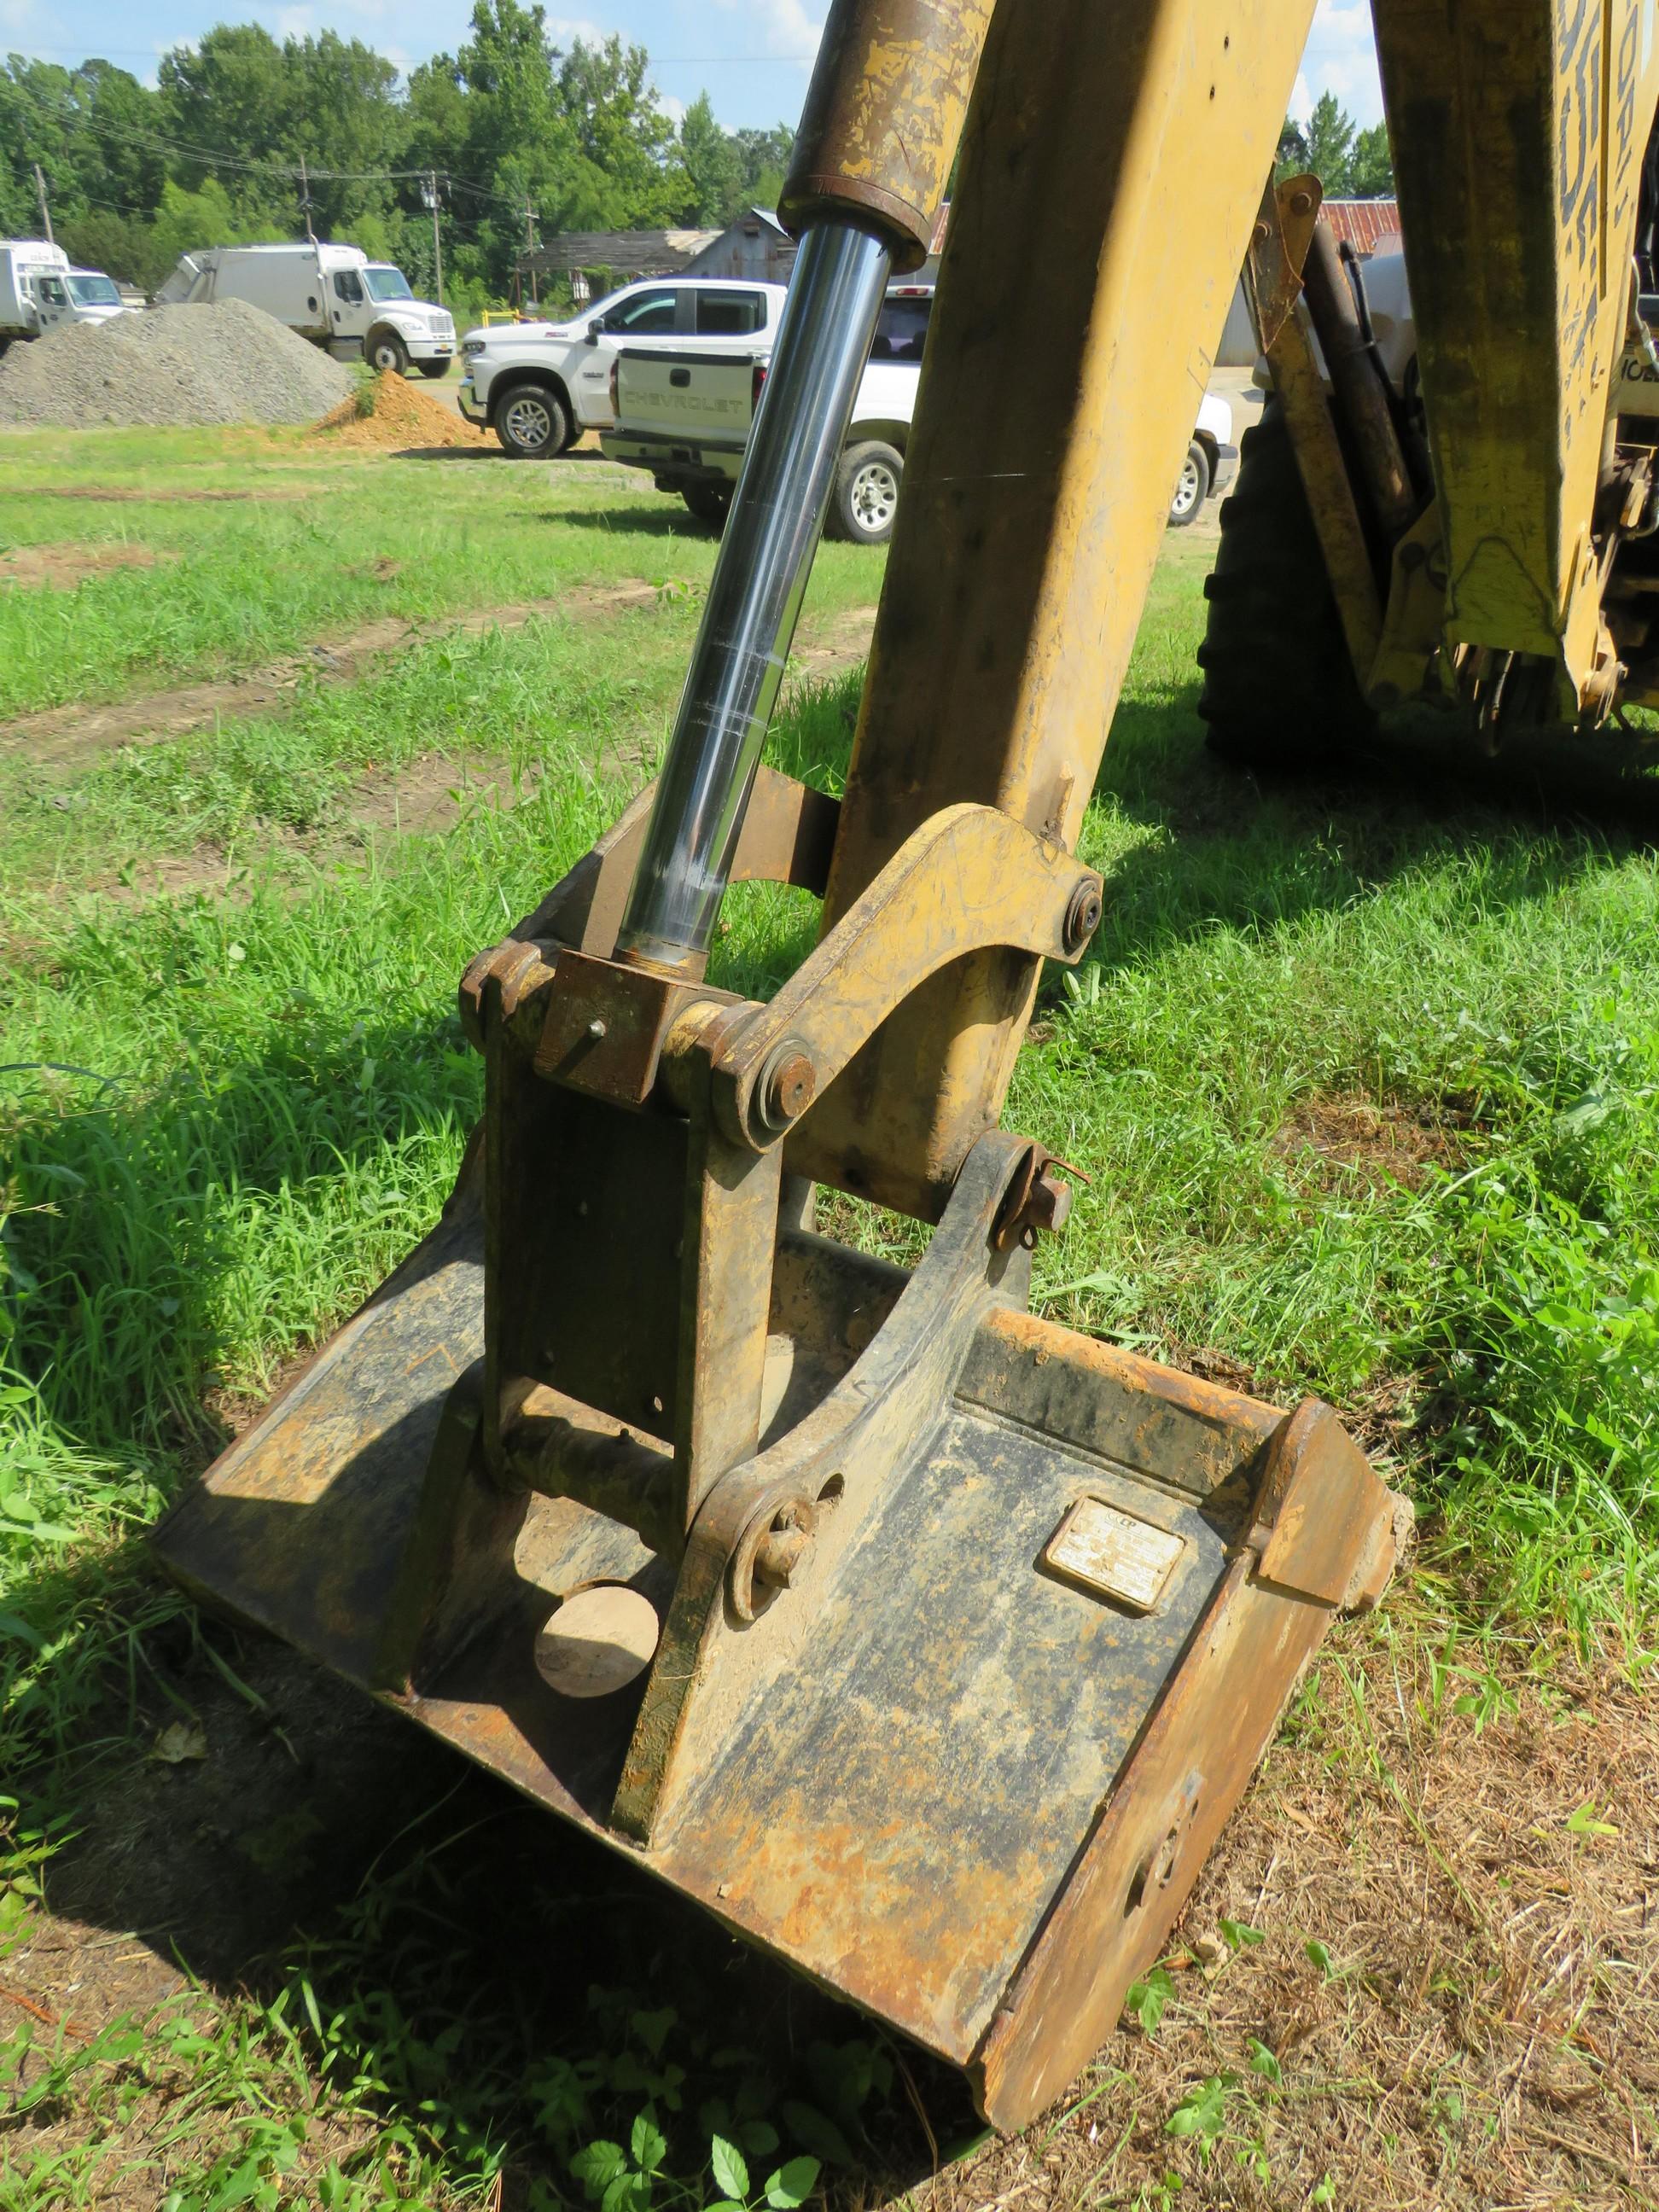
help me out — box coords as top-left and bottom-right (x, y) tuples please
(160, 0), (1407, 2128)
(158, 1114), (1401, 2131)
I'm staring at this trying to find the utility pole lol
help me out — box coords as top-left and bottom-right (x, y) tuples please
(298, 154), (316, 244)
(422, 172), (444, 311)
(33, 163), (53, 245)
(524, 197), (539, 312)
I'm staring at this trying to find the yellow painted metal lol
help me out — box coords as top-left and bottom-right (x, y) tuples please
(1375, 0), (1659, 713)
(792, 0), (1319, 1222)
(779, 0), (994, 269)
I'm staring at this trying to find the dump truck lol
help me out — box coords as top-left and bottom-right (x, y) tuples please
(156, 242), (455, 377)
(157, 0), (1653, 2131)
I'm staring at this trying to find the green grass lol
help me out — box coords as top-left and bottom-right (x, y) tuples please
(2, 431), (1658, 2203)
(0, 428), (878, 719)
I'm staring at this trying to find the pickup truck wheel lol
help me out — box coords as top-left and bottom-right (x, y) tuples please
(416, 361), (450, 381)
(829, 441), (903, 544)
(1167, 439), (1210, 527)
(1196, 396), (1374, 771)
(494, 383), (568, 459)
(366, 327), (410, 377)
(682, 482), (731, 529)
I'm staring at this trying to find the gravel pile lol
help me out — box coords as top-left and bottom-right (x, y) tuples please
(0, 299), (352, 428)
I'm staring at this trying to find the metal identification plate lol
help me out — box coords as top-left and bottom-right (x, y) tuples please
(1043, 1497), (1185, 1615)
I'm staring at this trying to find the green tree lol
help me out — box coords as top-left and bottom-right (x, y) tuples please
(157, 26), (298, 224)
(678, 91), (743, 224)
(1349, 120), (1394, 197)
(1275, 114), (1310, 178)
(557, 36), (683, 225)
(734, 123), (795, 211)
(1303, 91), (1357, 195)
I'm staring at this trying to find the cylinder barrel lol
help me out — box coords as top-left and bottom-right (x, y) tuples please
(780, 0), (994, 271)
(614, 220), (892, 971)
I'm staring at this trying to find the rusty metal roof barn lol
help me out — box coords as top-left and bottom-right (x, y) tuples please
(1320, 197), (1401, 252)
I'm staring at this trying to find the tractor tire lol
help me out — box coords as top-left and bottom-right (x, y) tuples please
(1196, 396), (1375, 772)
(416, 360), (450, 381)
(493, 381), (568, 459)
(365, 326), (410, 377)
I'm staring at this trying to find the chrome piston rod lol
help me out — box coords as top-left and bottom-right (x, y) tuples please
(614, 218), (892, 971)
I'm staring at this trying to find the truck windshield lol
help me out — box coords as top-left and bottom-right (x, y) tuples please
(67, 273), (121, 306)
(871, 294), (932, 362)
(363, 267), (415, 303)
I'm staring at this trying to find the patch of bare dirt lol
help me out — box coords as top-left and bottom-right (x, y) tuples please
(1, 580), (661, 767)
(1272, 1092), (1464, 1193)
(790, 602), (878, 687)
(3, 483), (310, 504)
(0, 541), (173, 591)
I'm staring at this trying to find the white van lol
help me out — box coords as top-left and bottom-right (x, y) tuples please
(157, 242), (455, 377)
(0, 240), (126, 352)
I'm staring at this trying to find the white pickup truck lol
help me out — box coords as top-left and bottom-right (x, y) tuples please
(602, 283), (933, 544)
(457, 276), (786, 457)
(602, 283), (1237, 539)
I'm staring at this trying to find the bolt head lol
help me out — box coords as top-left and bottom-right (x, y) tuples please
(586, 1017), (607, 1040)
(765, 1051), (817, 1126)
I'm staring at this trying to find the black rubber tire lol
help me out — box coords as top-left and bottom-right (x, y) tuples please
(1167, 439), (1210, 527)
(827, 439), (903, 544)
(365, 326), (410, 377)
(416, 360), (450, 381)
(1196, 396), (1375, 771)
(681, 481), (731, 529)
(492, 381), (568, 459)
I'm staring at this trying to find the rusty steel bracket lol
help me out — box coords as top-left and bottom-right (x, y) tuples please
(531, 952), (742, 1111)
(459, 766), (841, 1053)
(1245, 169), (1320, 353)
(708, 804), (1103, 1151)
(1250, 173), (1385, 680)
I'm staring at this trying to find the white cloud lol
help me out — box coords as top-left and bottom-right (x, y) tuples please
(655, 90), (688, 125)
(1294, 0), (1384, 125)
(276, 5), (316, 38)
(0, 0), (37, 32)
(547, 14), (611, 44)
(711, 0), (824, 67)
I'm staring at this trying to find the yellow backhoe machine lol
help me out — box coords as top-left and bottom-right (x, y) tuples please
(157, 0), (1656, 2132)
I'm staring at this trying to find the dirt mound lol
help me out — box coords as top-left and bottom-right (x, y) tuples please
(0, 300), (351, 428)
(311, 369), (486, 449)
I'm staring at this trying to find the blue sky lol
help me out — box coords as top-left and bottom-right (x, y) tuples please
(2, 0), (1385, 136)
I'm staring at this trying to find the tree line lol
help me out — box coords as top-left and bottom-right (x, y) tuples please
(3, 9), (1394, 326)
(0, 1), (796, 323)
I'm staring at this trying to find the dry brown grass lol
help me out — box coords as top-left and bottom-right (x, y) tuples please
(916, 1605), (1658, 2211)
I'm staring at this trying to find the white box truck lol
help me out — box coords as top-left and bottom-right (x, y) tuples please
(156, 242), (455, 377)
(0, 240), (126, 354)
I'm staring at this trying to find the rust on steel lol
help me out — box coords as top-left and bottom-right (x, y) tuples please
(779, 0), (994, 268)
